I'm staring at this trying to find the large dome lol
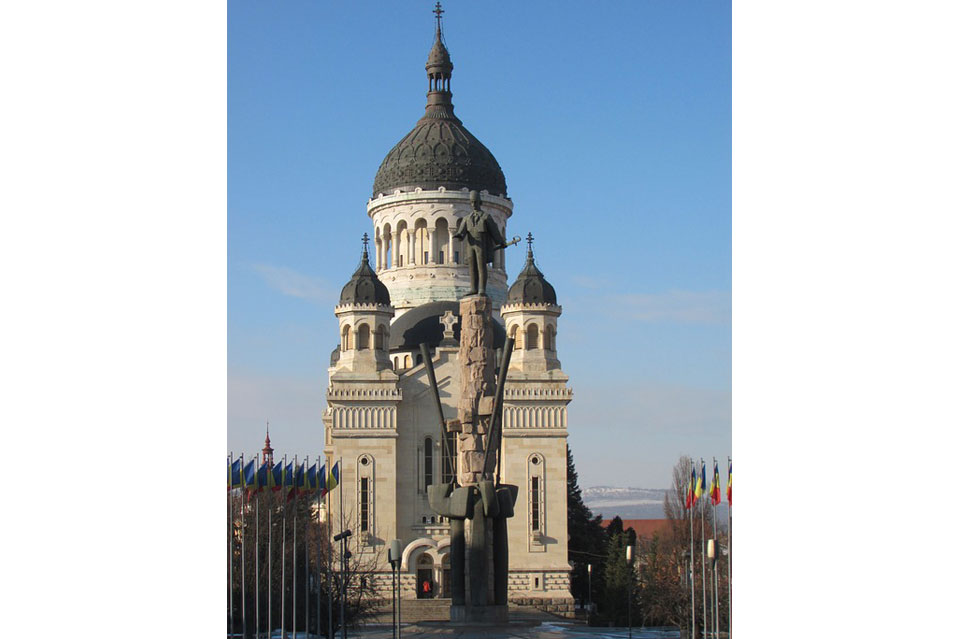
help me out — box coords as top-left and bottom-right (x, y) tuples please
(371, 16), (507, 198)
(371, 116), (507, 198)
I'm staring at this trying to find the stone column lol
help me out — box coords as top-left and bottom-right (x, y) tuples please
(428, 228), (436, 264)
(456, 295), (496, 485)
(391, 233), (399, 268)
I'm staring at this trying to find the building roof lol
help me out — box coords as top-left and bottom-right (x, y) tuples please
(506, 236), (557, 305)
(339, 239), (391, 306)
(371, 12), (507, 198)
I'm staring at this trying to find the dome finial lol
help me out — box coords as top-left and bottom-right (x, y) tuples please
(425, 2), (453, 98)
(525, 232), (535, 258)
(361, 232), (370, 260)
(433, 2), (445, 39)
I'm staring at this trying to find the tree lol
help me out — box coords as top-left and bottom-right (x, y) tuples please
(566, 445), (607, 613)
(228, 488), (382, 639)
(626, 456), (729, 637)
(601, 529), (639, 626)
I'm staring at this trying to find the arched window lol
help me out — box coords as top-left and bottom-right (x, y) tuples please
(405, 354), (412, 368)
(414, 219), (429, 265)
(526, 324), (539, 350)
(357, 324), (370, 350)
(382, 223), (392, 269)
(544, 325), (555, 351)
(509, 325), (519, 350)
(357, 454), (375, 536)
(424, 437), (434, 489)
(435, 218), (449, 264)
(528, 454), (545, 540)
(375, 325), (386, 351)
(341, 324), (352, 351)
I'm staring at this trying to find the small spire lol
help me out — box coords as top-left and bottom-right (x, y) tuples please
(362, 232), (370, 257)
(526, 232), (535, 260)
(262, 422), (274, 467)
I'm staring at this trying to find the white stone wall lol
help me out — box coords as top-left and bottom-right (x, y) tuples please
(367, 189), (515, 314)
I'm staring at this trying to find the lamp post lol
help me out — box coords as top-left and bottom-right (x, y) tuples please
(626, 545), (634, 639)
(388, 540), (401, 639)
(683, 549), (693, 639)
(332, 529), (352, 639)
(707, 539), (717, 639)
(587, 563), (592, 616)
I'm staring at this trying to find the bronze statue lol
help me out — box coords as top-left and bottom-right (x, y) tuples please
(453, 191), (507, 296)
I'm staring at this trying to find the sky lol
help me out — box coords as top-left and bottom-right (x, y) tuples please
(228, 0), (731, 489)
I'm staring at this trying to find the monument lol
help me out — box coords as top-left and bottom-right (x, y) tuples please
(424, 193), (518, 623)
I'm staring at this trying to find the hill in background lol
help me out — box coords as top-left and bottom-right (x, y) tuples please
(583, 486), (669, 520)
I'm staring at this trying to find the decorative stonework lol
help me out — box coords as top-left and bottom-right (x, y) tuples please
(454, 295), (496, 485)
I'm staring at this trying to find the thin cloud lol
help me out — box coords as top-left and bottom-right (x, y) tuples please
(612, 289), (730, 324)
(571, 275), (612, 290)
(252, 263), (335, 303)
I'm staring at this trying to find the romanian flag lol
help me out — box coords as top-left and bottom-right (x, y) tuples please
(229, 458), (243, 491)
(318, 464), (327, 498)
(243, 459), (256, 489)
(278, 461), (292, 496)
(710, 461), (721, 505)
(295, 462), (306, 496)
(695, 461), (705, 500)
(727, 460), (732, 505)
(257, 461), (269, 493)
(685, 468), (696, 509)
(321, 462), (340, 498)
(306, 463), (318, 494)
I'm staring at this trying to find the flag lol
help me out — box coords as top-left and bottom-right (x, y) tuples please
(243, 459), (256, 488)
(318, 464), (327, 498)
(710, 461), (721, 505)
(229, 458), (243, 491)
(306, 463), (318, 494)
(270, 461), (283, 492)
(695, 461), (705, 500)
(295, 462), (306, 495)
(282, 461), (294, 498)
(257, 461), (269, 493)
(727, 459), (732, 505)
(321, 461), (340, 498)
(685, 468), (696, 509)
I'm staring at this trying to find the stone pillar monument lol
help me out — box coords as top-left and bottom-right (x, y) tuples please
(426, 294), (517, 623)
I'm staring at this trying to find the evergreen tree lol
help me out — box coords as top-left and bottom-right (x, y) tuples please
(566, 445), (606, 613)
(602, 530), (639, 626)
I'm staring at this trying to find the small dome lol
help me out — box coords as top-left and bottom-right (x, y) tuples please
(339, 243), (391, 306)
(507, 242), (557, 306)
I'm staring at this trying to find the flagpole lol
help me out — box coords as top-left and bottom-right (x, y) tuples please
(339, 457), (346, 639)
(269, 461), (274, 639)
(327, 459), (333, 639)
(712, 458), (719, 639)
(304, 456), (310, 639)
(727, 456), (732, 639)
(230, 454), (235, 638)
(282, 455), (287, 639)
(255, 454), (261, 639)
(699, 460), (707, 639)
(241, 455), (247, 639)
(689, 484), (695, 639)
(293, 455), (298, 639)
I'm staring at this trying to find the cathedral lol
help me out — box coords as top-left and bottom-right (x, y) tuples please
(323, 9), (574, 614)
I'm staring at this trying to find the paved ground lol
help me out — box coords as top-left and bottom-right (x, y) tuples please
(351, 621), (682, 639)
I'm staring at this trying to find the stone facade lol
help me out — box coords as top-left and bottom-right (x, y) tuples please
(320, 10), (574, 617)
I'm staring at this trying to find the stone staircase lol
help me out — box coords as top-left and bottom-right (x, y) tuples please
(366, 598), (575, 624)
(367, 598), (452, 623)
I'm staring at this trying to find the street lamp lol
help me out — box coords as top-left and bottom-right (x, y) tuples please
(388, 539), (402, 639)
(626, 545), (634, 639)
(333, 530), (352, 639)
(587, 563), (592, 616)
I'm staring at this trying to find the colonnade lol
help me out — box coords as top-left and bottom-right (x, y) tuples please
(373, 217), (506, 272)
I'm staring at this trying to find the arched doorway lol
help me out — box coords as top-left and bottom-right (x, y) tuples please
(416, 553), (435, 599)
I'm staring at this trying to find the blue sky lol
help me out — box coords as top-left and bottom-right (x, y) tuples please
(228, 0), (731, 489)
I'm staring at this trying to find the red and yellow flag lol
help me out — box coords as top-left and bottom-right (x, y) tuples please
(726, 459), (732, 505)
(710, 460), (722, 505)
